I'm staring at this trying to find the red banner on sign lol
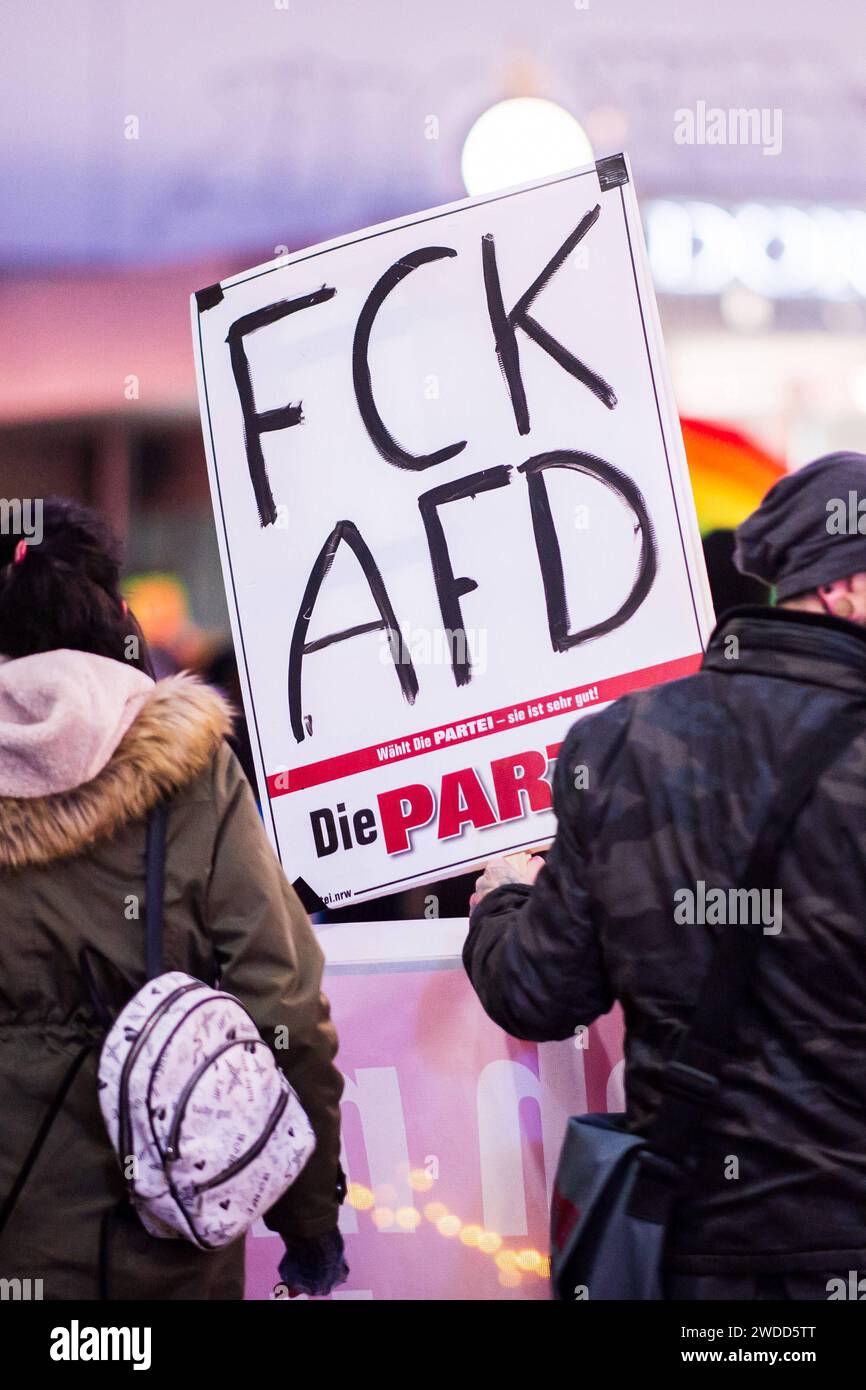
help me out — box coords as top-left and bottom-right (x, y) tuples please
(267, 652), (702, 798)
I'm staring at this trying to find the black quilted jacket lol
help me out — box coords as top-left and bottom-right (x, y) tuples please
(464, 606), (866, 1274)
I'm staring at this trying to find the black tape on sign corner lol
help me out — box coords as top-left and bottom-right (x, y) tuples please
(195, 282), (225, 312)
(292, 877), (327, 915)
(595, 154), (629, 192)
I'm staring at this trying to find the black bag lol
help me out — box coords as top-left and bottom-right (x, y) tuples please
(550, 713), (866, 1300)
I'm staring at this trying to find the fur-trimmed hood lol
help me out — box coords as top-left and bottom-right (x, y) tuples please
(0, 660), (232, 871)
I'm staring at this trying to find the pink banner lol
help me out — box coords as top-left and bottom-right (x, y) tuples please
(246, 932), (624, 1301)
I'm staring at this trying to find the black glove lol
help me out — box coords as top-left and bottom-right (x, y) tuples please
(278, 1228), (349, 1298)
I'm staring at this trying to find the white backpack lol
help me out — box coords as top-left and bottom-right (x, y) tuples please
(96, 807), (316, 1249)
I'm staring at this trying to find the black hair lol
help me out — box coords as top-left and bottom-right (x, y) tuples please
(0, 496), (154, 675)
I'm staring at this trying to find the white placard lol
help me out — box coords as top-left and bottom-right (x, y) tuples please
(193, 155), (713, 909)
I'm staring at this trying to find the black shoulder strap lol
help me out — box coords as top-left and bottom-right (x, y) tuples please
(0, 1041), (93, 1238)
(629, 710), (866, 1223)
(145, 803), (168, 981)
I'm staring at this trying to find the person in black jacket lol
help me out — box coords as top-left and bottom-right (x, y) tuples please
(464, 451), (866, 1300)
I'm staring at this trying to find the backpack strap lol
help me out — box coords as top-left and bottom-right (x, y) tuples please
(628, 709), (866, 1224)
(0, 1041), (94, 1239)
(145, 803), (168, 980)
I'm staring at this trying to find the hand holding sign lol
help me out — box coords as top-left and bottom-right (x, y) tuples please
(469, 852), (546, 914)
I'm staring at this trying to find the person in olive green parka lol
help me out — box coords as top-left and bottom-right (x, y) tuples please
(0, 498), (346, 1299)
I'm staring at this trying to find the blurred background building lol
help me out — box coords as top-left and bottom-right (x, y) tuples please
(2, 1), (864, 847)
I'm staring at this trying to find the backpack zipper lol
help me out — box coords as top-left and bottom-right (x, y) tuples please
(195, 1087), (290, 1192)
(164, 1036), (265, 1159)
(162, 1036), (292, 1190)
(117, 980), (203, 1168)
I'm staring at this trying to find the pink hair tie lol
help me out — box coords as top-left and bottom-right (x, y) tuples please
(13, 540), (27, 564)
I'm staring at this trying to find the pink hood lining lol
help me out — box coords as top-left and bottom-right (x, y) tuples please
(0, 649), (155, 798)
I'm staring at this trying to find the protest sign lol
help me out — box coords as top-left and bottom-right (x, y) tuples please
(193, 153), (713, 908)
